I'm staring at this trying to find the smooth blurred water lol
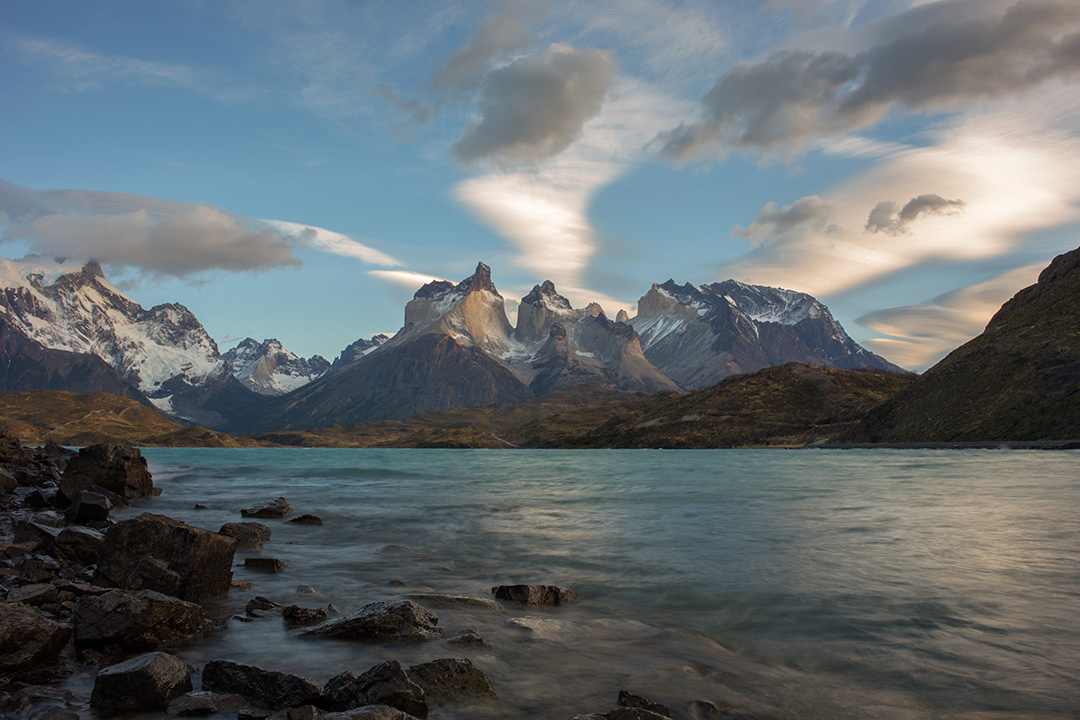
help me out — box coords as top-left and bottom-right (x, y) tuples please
(95, 449), (1080, 719)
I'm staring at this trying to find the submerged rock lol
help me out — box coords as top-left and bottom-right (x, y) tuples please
(619, 691), (672, 718)
(221, 521), (273, 542)
(245, 557), (287, 573)
(289, 514), (323, 526)
(405, 593), (503, 612)
(93, 513), (237, 602)
(407, 658), (497, 704)
(241, 497), (292, 519)
(492, 584), (578, 606)
(73, 588), (204, 650)
(59, 443), (154, 503)
(282, 605), (328, 627)
(324, 661), (426, 718)
(0, 602), (72, 673)
(90, 651), (192, 710)
(201, 659), (324, 711)
(319, 707), (420, 720)
(445, 629), (490, 647)
(300, 600), (442, 642)
(246, 596), (283, 618)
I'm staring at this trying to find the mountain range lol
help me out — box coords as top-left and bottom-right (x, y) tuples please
(0, 255), (902, 432)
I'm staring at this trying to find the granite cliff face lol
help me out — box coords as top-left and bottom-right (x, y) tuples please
(629, 279), (905, 389)
(843, 245), (1080, 442)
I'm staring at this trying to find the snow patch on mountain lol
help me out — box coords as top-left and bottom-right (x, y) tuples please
(223, 338), (330, 396)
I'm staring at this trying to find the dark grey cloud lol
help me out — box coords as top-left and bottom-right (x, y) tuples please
(733, 194), (833, 242)
(430, 0), (547, 95)
(0, 180), (301, 278)
(657, 0), (1080, 162)
(865, 194), (966, 235)
(451, 43), (617, 165)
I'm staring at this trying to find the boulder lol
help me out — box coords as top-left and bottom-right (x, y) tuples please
(245, 557), (287, 573)
(300, 601), (443, 642)
(64, 490), (112, 523)
(282, 605), (328, 627)
(6, 582), (59, 606)
(0, 602), (71, 673)
(221, 521), (273, 541)
(407, 658), (497, 704)
(289, 514), (323, 526)
(246, 596), (283, 618)
(0, 466), (16, 495)
(24, 487), (55, 508)
(90, 651), (192, 710)
(318, 708), (420, 720)
(619, 691), (671, 718)
(324, 661), (426, 718)
(491, 584), (578, 606)
(233, 531), (264, 550)
(93, 513), (237, 602)
(269, 705), (323, 720)
(201, 659), (324, 711)
(51, 526), (105, 566)
(73, 588), (204, 650)
(241, 497), (292, 519)
(13, 519), (61, 546)
(18, 554), (61, 582)
(59, 443), (153, 503)
(167, 690), (247, 716)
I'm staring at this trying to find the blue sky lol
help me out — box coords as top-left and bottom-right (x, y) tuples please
(2, 0), (1079, 370)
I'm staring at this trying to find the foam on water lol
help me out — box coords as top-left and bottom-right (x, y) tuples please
(77, 448), (1080, 719)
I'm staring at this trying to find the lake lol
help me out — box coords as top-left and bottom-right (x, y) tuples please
(83, 448), (1080, 719)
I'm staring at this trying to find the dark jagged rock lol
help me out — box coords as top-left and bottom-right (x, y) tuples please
(6, 582), (58, 606)
(167, 690), (247, 716)
(17, 554), (61, 582)
(241, 497), (292, 519)
(407, 658), (496, 704)
(289, 514), (323, 526)
(301, 600), (443, 642)
(619, 691), (671, 718)
(13, 519), (61, 546)
(318, 706), (421, 720)
(51, 526), (105, 566)
(63, 490), (112, 523)
(93, 513), (237, 602)
(574, 709), (672, 720)
(491, 584), (578, 606)
(0, 603), (71, 674)
(268, 704), (323, 719)
(201, 659), (324, 711)
(90, 651), (192, 710)
(58, 443), (153, 503)
(73, 588), (204, 650)
(245, 557), (287, 573)
(221, 521), (273, 541)
(446, 630), (490, 647)
(246, 596), (283, 618)
(324, 662), (426, 718)
(282, 605), (328, 627)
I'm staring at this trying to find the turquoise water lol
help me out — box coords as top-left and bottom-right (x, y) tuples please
(102, 449), (1080, 718)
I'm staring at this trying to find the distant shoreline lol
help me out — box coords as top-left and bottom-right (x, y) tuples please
(818, 440), (1080, 451)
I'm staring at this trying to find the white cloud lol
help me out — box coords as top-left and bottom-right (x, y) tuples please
(261, 219), (400, 266)
(858, 263), (1045, 369)
(368, 269), (447, 290)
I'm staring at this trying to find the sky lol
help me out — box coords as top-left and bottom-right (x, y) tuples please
(2, 0), (1079, 371)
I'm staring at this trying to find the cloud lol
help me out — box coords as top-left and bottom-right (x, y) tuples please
(858, 263), (1044, 369)
(430, 0), (547, 95)
(368, 270), (447, 289)
(865, 194), (966, 235)
(451, 43), (617, 165)
(372, 83), (438, 127)
(4, 207), (300, 278)
(261, 219), (400, 266)
(0, 180), (398, 278)
(733, 195), (833, 243)
(656, 0), (1080, 162)
(2, 28), (253, 102)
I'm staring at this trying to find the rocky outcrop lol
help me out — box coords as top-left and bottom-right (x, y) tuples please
(58, 443), (154, 503)
(73, 588), (204, 650)
(407, 658), (497, 704)
(324, 662), (427, 718)
(241, 497), (292, 518)
(0, 603), (72, 673)
(301, 600), (443, 642)
(201, 659), (324, 711)
(492, 584), (578, 606)
(90, 651), (192, 710)
(283, 605), (328, 627)
(330, 335), (391, 371)
(93, 513), (237, 602)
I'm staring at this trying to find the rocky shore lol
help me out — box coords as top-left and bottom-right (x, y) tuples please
(1, 431), (774, 720)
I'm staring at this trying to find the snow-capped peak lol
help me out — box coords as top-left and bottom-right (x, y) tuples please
(223, 337), (330, 396)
